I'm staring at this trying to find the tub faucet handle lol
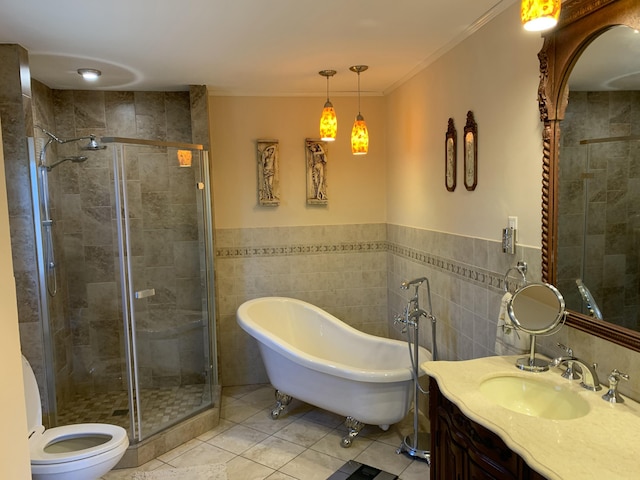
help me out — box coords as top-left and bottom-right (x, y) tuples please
(602, 369), (629, 403)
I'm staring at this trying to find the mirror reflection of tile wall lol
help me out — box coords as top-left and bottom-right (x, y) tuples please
(559, 91), (640, 330)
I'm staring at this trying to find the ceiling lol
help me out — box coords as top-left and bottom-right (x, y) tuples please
(0, 0), (518, 96)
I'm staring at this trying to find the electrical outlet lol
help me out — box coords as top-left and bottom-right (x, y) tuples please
(508, 216), (518, 231)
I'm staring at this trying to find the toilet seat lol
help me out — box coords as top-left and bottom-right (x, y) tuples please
(30, 423), (128, 465)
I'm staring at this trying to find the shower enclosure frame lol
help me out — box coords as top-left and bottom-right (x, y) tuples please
(28, 135), (218, 442)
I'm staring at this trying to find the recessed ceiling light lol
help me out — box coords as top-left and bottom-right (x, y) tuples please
(77, 68), (101, 81)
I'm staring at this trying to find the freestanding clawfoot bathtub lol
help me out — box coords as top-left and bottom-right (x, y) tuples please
(236, 296), (431, 447)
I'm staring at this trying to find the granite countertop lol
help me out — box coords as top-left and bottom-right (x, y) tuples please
(422, 355), (640, 480)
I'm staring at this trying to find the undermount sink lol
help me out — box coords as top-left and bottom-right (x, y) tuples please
(479, 375), (590, 420)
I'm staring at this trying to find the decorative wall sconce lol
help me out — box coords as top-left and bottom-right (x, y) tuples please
(521, 0), (561, 32)
(350, 65), (369, 155)
(177, 150), (192, 167)
(319, 70), (337, 142)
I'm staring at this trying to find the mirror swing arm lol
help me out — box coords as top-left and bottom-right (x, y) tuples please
(538, 0), (640, 352)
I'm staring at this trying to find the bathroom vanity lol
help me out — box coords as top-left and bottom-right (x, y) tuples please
(423, 356), (640, 480)
(429, 377), (546, 480)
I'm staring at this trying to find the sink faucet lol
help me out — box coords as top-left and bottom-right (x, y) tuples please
(550, 356), (602, 391)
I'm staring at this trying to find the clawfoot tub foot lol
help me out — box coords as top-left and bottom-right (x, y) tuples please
(340, 416), (365, 448)
(270, 390), (292, 419)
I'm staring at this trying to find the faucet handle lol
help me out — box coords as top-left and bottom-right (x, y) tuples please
(556, 343), (573, 355)
(602, 369), (629, 403)
(555, 343), (580, 379)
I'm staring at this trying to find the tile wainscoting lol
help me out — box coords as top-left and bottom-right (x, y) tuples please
(213, 223), (542, 386)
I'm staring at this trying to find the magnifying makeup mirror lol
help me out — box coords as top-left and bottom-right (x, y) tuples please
(507, 283), (566, 372)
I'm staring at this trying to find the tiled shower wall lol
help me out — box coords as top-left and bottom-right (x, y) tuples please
(0, 43), (212, 419)
(558, 91), (640, 330)
(37, 87), (207, 399)
(215, 222), (542, 386)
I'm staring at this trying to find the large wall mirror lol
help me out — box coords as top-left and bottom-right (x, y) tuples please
(539, 0), (640, 351)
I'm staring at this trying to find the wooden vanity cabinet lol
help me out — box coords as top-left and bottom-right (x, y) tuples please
(429, 377), (547, 480)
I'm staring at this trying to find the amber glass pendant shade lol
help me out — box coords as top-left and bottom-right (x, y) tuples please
(349, 65), (369, 155)
(521, 0), (561, 32)
(351, 114), (369, 155)
(319, 70), (337, 142)
(320, 101), (337, 142)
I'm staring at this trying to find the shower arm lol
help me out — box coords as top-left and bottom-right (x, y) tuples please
(36, 125), (95, 146)
(35, 126), (102, 168)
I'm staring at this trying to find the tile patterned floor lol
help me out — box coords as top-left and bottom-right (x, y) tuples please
(101, 384), (431, 480)
(58, 384), (208, 436)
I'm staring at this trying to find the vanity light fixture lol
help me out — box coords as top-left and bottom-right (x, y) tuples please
(521, 0), (561, 32)
(350, 65), (369, 155)
(319, 70), (338, 142)
(77, 68), (102, 81)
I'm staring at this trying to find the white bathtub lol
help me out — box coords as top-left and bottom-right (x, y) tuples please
(236, 297), (431, 446)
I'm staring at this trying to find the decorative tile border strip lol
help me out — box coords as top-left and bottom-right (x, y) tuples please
(386, 242), (506, 293)
(214, 240), (387, 258)
(215, 239), (506, 292)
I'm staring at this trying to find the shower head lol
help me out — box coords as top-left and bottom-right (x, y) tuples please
(81, 135), (107, 151)
(45, 156), (88, 171)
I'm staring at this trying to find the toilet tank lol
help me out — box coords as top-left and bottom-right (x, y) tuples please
(21, 355), (43, 435)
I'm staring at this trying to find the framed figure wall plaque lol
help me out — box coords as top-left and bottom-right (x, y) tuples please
(445, 118), (457, 192)
(257, 139), (280, 206)
(463, 110), (477, 191)
(305, 139), (328, 205)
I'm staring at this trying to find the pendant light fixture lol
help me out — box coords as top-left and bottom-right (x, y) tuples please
(521, 0), (561, 32)
(350, 65), (369, 155)
(319, 70), (337, 142)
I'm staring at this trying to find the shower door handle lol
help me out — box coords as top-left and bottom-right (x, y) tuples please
(134, 288), (155, 299)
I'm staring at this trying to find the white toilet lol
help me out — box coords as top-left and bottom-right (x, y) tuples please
(22, 355), (129, 480)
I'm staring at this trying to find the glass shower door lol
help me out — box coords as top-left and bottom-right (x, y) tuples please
(113, 140), (215, 441)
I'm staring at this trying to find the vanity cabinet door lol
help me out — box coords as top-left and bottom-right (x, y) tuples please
(430, 377), (548, 480)
(433, 411), (467, 479)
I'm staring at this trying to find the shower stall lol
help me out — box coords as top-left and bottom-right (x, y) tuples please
(28, 133), (217, 446)
(557, 134), (640, 330)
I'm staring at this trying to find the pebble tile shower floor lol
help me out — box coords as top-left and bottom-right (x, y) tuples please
(57, 384), (207, 432)
(100, 384), (430, 480)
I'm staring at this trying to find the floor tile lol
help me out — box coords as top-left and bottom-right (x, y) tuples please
(163, 442), (235, 468)
(273, 418), (333, 447)
(241, 436), (306, 470)
(241, 407), (296, 435)
(106, 385), (431, 480)
(399, 457), (430, 480)
(206, 423), (270, 454)
(354, 441), (413, 476)
(278, 449), (345, 480)
(264, 472), (298, 480)
(309, 427), (373, 461)
(226, 455), (275, 480)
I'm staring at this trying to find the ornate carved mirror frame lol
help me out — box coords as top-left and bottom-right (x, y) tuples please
(539, 0), (640, 351)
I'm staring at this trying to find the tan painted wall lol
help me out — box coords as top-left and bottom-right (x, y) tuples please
(210, 95), (387, 228)
(0, 118), (32, 478)
(385, 4), (544, 248)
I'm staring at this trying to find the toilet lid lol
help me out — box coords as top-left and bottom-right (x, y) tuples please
(30, 423), (128, 465)
(21, 355), (43, 435)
